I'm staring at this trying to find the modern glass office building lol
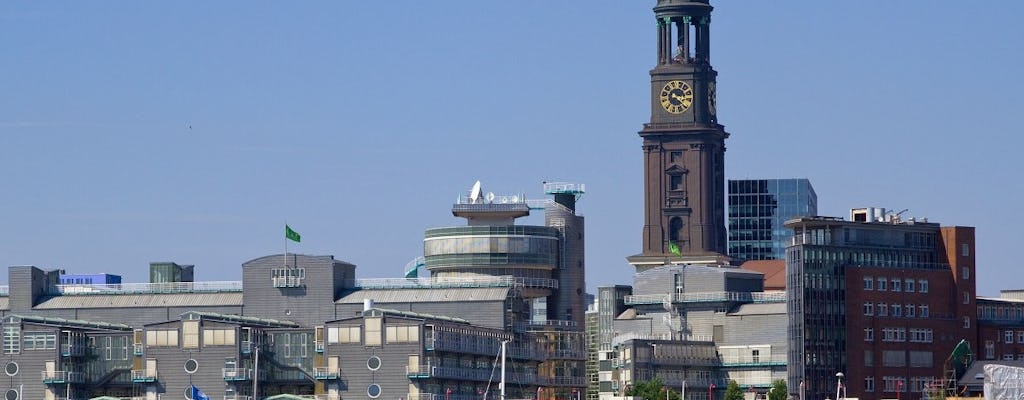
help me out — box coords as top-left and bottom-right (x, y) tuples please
(727, 179), (817, 261)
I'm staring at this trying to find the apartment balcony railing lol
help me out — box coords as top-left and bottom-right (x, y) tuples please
(222, 368), (252, 381)
(42, 370), (85, 384)
(313, 367), (340, 380)
(309, 395), (340, 400)
(719, 354), (787, 367)
(548, 376), (587, 387)
(548, 349), (587, 360)
(223, 396), (253, 400)
(131, 369), (158, 383)
(425, 336), (544, 360)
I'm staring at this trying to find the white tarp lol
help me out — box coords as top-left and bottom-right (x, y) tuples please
(984, 364), (1024, 400)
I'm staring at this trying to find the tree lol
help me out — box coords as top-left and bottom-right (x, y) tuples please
(768, 379), (788, 400)
(724, 381), (744, 400)
(625, 379), (681, 400)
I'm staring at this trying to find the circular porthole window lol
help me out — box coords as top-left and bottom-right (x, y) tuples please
(184, 386), (195, 400)
(367, 355), (382, 371)
(183, 359), (199, 374)
(3, 362), (17, 377)
(4, 389), (17, 400)
(367, 384), (382, 399)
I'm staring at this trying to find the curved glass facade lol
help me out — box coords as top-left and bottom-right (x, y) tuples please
(423, 226), (560, 271)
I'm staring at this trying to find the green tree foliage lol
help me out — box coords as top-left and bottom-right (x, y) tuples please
(625, 378), (681, 400)
(768, 379), (788, 400)
(724, 381), (744, 400)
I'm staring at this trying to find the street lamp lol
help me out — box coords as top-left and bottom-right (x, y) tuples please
(835, 372), (845, 400)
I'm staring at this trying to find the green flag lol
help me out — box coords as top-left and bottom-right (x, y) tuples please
(285, 225), (301, 243)
(668, 242), (681, 256)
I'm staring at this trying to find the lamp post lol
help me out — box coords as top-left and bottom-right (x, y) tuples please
(709, 383), (716, 400)
(835, 372), (845, 400)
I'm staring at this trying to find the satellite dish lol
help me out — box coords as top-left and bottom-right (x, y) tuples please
(469, 181), (482, 203)
(485, 192), (495, 202)
(511, 195), (520, 203)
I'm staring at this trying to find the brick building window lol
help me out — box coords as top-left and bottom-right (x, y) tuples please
(878, 277), (888, 291)
(864, 277), (874, 290)
(1007, 331), (1014, 344)
(919, 279), (929, 293)
(904, 279), (915, 292)
(864, 303), (874, 316)
(919, 305), (929, 318)
(878, 303), (888, 317)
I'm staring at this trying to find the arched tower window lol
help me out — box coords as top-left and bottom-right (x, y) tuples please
(669, 217), (684, 242)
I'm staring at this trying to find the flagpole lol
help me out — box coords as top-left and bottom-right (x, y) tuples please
(284, 221), (289, 268)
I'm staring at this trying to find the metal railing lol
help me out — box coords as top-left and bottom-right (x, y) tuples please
(41, 370), (84, 383)
(719, 354), (788, 367)
(49, 281), (242, 295)
(130, 395), (162, 400)
(272, 276), (304, 288)
(131, 369), (157, 382)
(222, 368), (251, 381)
(609, 333), (715, 350)
(624, 291), (787, 305)
(313, 367), (339, 380)
(223, 396), (253, 400)
(352, 276), (558, 290)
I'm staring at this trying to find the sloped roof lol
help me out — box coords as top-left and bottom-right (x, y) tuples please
(33, 292), (243, 309)
(336, 287), (512, 304)
(740, 260), (787, 290)
(177, 311), (298, 328)
(7, 314), (131, 331)
(730, 302), (786, 316)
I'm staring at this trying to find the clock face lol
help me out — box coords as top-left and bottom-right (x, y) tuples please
(708, 81), (717, 116)
(659, 80), (694, 114)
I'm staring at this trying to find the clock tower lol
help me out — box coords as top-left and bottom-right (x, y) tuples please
(628, 0), (729, 271)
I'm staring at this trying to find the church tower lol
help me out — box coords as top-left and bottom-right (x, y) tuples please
(628, 0), (729, 271)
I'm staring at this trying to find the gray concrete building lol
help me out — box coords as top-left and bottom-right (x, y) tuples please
(0, 182), (587, 400)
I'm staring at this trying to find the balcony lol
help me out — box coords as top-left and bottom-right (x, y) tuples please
(549, 376), (587, 387)
(42, 371), (84, 384)
(131, 369), (158, 383)
(315, 340), (324, 353)
(224, 396), (253, 400)
(720, 354), (787, 368)
(133, 343), (144, 356)
(404, 365), (496, 381)
(61, 343), (86, 357)
(313, 367), (340, 380)
(272, 276), (304, 288)
(222, 368), (252, 381)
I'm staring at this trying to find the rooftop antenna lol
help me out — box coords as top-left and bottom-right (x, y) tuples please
(470, 181), (482, 204)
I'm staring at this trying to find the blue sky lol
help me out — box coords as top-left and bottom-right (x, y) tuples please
(1, 2), (1021, 296)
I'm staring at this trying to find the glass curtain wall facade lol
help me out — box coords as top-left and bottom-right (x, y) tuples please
(728, 179), (817, 261)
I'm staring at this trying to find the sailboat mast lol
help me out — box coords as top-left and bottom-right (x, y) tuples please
(501, 340), (508, 400)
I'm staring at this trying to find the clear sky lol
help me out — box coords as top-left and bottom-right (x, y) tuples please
(2, 2), (1021, 296)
